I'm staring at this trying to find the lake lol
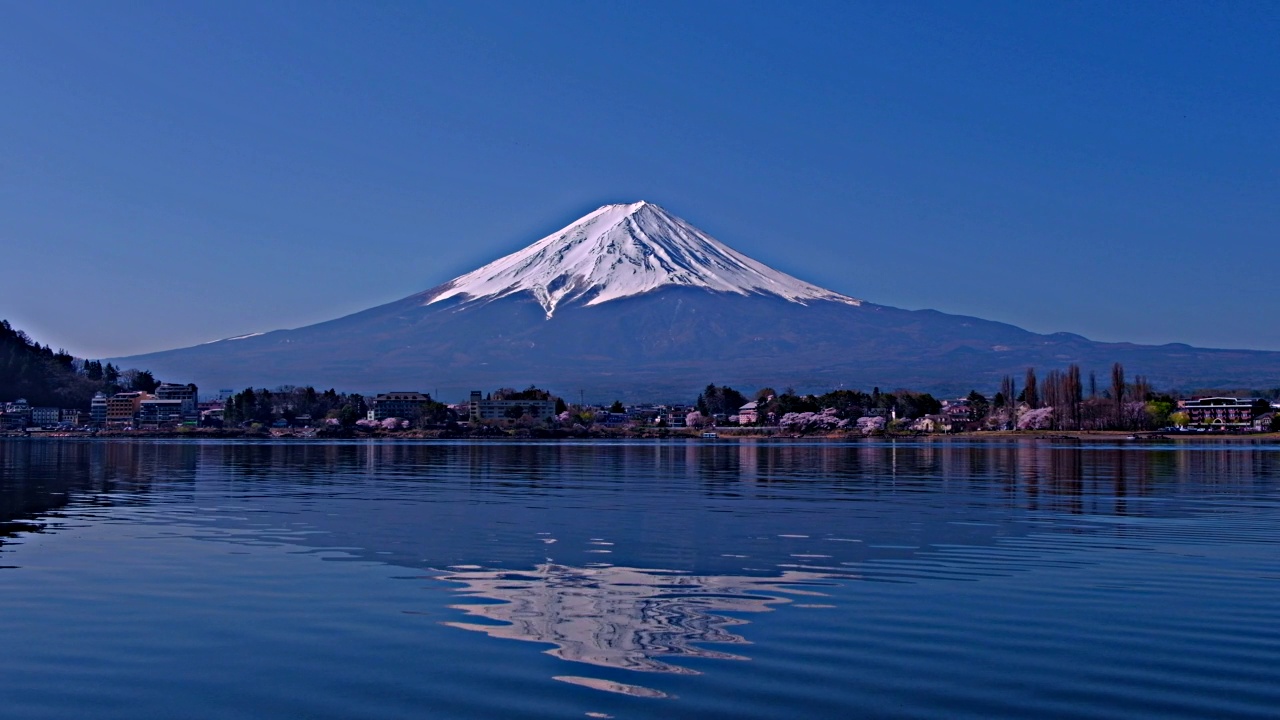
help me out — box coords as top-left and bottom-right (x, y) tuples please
(1, 438), (1278, 718)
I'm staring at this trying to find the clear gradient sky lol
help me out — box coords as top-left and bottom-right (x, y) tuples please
(2, 0), (1277, 359)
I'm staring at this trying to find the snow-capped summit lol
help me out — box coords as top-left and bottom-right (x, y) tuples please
(113, 200), (1280, 400)
(423, 201), (861, 318)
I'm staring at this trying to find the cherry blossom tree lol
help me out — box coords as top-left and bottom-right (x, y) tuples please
(685, 411), (709, 428)
(779, 408), (848, 433)
(855, 416), (886, 435)
(1016, 406), (1054, 430)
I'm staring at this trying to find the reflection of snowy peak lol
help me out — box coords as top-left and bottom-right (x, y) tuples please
(424, 201), (861, 318)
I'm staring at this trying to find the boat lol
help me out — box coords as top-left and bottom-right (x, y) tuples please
(701, 431), (719, 439)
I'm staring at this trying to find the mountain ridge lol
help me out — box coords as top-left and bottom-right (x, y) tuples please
(109, 202), (1280, 399)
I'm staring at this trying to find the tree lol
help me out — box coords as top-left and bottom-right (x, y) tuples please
(416, 400), (454, 427)
(1111, 362), (1126, 429)
(130, 369), (160, 393)
(1023, 368), (1039, 409)
(855, 416), (885, 435)
(966, 390), (990, 423)
(1065, 364), (1083, 430)
(1017, 407), (1054, 430)
(696, 384), (748, 416)
(609, 400), (625, 414)
(338, 403), (362, 427)
(999, 375), (1016, 409)
(685, 410), (708, 428)
(1146, 400), (1175, 429)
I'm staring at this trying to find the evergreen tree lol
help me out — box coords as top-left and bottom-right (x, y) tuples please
(1023, 368), (1039, 409)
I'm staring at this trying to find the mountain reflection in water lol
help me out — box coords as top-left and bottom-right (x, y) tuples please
(2, 439), (1280, 718)
(442, 563), (836, 675)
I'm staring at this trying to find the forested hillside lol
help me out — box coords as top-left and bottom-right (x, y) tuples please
(0, 320), (150, 409)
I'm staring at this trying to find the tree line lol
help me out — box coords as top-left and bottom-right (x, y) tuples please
(694, 364), (1278, 432)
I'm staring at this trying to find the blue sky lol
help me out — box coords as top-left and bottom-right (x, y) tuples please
(2, 0), (1277, 358)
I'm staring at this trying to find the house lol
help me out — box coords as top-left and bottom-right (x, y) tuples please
(912, 414), (951, 433)
(941, 399), (973, 423)
(737, 401), (758, 424)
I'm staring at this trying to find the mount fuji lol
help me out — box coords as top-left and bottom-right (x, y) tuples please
(114, 202), (1280, 399)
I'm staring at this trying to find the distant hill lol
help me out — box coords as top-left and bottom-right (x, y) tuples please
(111, 202), (1280, 400)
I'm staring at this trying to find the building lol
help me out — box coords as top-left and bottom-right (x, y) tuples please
(737, 401), (759, 425)
(660, 406), (689, 427)
(625, 406), (661, 425)
(594, 411), (629, 428)
(911, 414), (951, 433)
(1, 399), (31, 429)
(1180, 397), (1258, 429)
(90, 392), (108, 426)
(154, 383), (199, 419)
(31, 406), (61, 426)
(138, 398), (185, 427)
(105, 392), (149, 427)
(371, 392), (433, 421)
(469, 391), (557, 422)
(61, 409), (87, 426)
(941, 399), (973, 423)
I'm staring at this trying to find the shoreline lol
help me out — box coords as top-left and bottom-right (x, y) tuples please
(6, 428), (1279, 444)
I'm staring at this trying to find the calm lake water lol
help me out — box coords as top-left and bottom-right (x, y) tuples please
(1, 439), (1278, 719)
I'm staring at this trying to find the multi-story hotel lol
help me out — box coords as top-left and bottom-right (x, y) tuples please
(469, 391), (557, 421)
(1179, 397), (1258, 429)
(370, 392), (433, 421)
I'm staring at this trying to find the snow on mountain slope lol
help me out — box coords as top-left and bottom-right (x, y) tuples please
(424, 201), (861, 318)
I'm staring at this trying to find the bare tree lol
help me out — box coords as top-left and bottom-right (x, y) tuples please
(1024, 368), (1039, 409)
(1044, 369), (1063, 429)
(1065, 364), (1082, 430)
(1111, 362), (1126, 430)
